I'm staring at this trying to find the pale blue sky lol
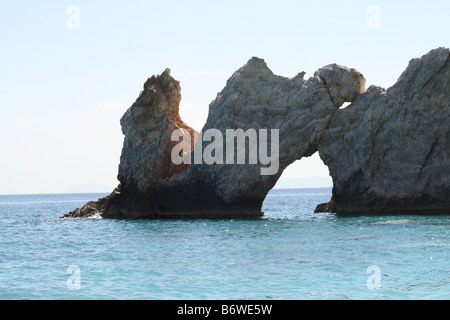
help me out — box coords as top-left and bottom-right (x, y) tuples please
(0, 1), (448, 194)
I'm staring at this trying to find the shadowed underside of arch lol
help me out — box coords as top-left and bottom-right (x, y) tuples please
(65, 47), (450, 219)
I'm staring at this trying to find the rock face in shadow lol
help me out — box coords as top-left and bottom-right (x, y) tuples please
(64, 47), (449, 219)
(316, 47), (450, 214)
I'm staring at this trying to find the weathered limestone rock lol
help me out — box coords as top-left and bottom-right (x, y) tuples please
(66, 69), (198, 218)
(118, 68), (198, 191)
(316, 47), (450, 214)
(64, 47), (449, 219)
(152, 59), (364, 217)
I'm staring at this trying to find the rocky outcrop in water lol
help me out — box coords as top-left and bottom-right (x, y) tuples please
(64, 47), (449, 219)
(67, 69), (198, 218)
(151, 59), (365, 218)
(316, 47), (450, 214)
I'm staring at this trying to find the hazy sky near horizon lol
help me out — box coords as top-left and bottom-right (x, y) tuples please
(0, 1), (449, 194)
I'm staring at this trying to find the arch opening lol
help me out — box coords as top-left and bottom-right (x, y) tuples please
(262, 152), (333, 218)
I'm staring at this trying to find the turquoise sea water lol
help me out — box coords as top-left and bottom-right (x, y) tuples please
(0, 189), (448, 300)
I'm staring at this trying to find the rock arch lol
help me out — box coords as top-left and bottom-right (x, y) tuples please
(65, 47), (450, 219)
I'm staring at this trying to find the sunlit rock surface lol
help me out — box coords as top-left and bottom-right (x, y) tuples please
(64, 47), (449, 219)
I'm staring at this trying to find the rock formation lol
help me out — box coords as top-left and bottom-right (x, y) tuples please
(67, 69), (198, 218)
(64, 47), (449, 219)
(316, 47), (450, 214)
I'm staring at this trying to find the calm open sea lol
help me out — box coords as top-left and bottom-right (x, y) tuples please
(0, 189), (448, 300)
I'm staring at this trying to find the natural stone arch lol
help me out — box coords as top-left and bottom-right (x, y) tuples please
(65, 47), (450, 218)
(153, 59), (365, 218)
(66, 57), (364, 218)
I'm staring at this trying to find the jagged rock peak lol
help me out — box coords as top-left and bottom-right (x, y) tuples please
(315, 64), (366, 107)
(134, 67), (181, 113)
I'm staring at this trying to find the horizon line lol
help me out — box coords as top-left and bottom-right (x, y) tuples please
(0, 186), (333, 197)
